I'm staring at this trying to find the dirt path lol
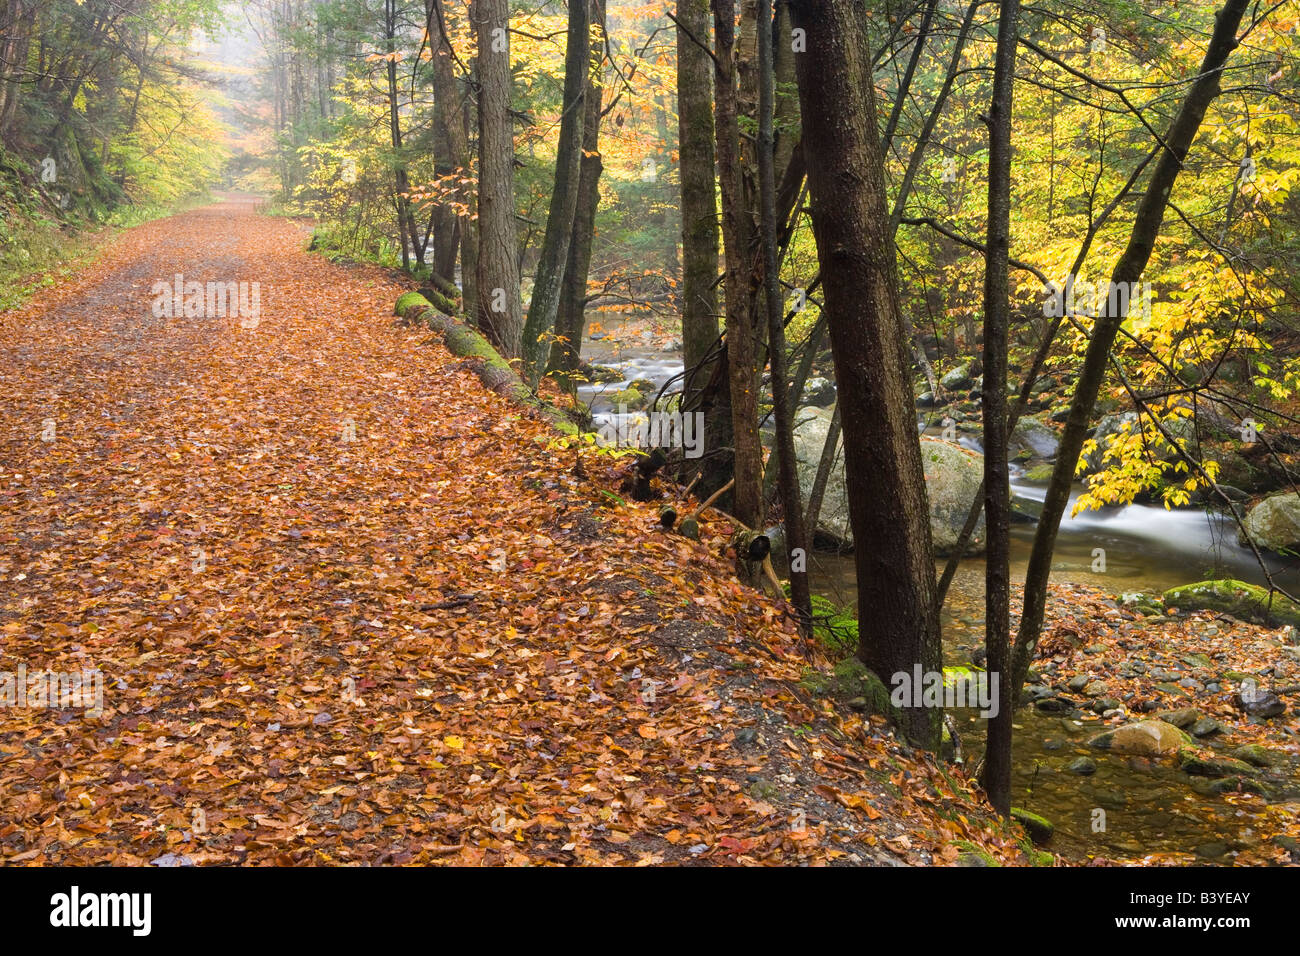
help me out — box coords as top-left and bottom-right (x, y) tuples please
(0, 198), (1024, 865)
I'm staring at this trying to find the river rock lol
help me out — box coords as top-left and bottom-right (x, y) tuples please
(609, 387), (649, 411)
(1231, 743), (1282, 768)
(1162, 579), (1300, 628)
(1011, 417), (1060, 460)
(1234, 687), (1287, 718)
(802, 377), (836, 407)
(920, 437), (986, 555)
(1178, 751), (1256, 778)
(1239, 492), (1300, 553)
(1088, 719), (1190, 756)
(792, 409), (986, 553)
(1153, 707), (1200, 729)
(1065, 756), (1097, 775)
(940, 365), (972, 391)
(1082, 412), (1138, 473)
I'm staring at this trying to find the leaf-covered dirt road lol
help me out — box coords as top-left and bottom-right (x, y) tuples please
(0, 198), (1028, 865)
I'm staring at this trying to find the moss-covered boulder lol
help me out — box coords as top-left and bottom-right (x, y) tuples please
(1231, 744), (1282, 768)
(1162, 579), (1300, 628)
(609, 388), (649, 411)
(1010, 417), (1060, 460)
(792, 413), (986, 553)
(1178, 750), (1256, 778)
(802, 658), (895, 718)
(919, 437), (986, 555)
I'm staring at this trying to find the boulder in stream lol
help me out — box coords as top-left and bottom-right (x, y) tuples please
(792, 409), (987, 554)
(1239, 492), (1300, 553)
(940, 364), (972, 391)
(1010, 417), (1060, 460)
(1088, 719), (1190, 756)
(802, 377), (836, 407)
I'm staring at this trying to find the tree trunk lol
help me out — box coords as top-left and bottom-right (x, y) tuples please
(521, 0), (591, 382)
(428, 0), (461, 285)
(677, 0), (720, 420)
(758, 0), (810, 632)
(473, 0), (523, 356)
(714, 0), (764, 538)
(551, 0), (606, 380)
(788, 0), (941, 750)
(977, 0), (1019, 818)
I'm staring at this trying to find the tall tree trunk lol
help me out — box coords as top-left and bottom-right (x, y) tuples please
(978, 0), (1019, 818)
(1011, 0), (1251, 701)
(788, 0), (942, 749)
(430, 0), (478, 317)
(677, 0), (720, 422)
(758, 0), (810, 632)
(428, 1), (460, 285)
(713, 0), (764, 538)
(521, 0), (591, 382)
(551, 0), (606, 380)
(473, 0), (522, 355)
(385, 0), (415, 270)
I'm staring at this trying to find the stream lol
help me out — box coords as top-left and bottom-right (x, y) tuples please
(580, 334), (1300, 862)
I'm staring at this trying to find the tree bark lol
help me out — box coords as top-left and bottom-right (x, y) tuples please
(788, 0), (941, 749)
(550, 0), (606, 380)
(428, 0), (461, 284)
(758, 0), (810, 632)
(713, 0), (764, 539)
(677, 0), (720, 423)
(473, 0), (523, 356)
(978, 0), (1019, 818)
(521, 0), (591, 382)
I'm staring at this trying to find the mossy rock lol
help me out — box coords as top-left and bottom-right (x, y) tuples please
(802, 658), (895, 718)
(951, 841), (1000, 867)
(1231, 743), (1282, 768)
(1177, 750), (1256, 778)
(1205, 775), (1272, 797)
(609, 388), (648, 410)
(1010, 807), (1054, 844)
(1161, 579), (1300, 628)
(1023, 464), (1055, 483)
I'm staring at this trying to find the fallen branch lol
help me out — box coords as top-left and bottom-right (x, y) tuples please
(394, 292), (578, 434)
